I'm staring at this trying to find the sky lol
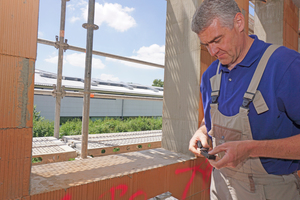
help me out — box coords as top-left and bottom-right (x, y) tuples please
(249, 2), (254, 15)
(36, 0), (167, 86)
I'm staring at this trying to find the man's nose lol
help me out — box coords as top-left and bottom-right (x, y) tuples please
(208, 43), (218, 57)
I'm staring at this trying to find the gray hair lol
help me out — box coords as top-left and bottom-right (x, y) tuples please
(191, 0), (241, 34)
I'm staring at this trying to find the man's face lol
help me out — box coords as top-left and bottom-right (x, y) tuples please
(198, 17), (242, 68)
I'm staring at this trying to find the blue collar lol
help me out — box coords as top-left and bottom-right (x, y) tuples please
(219, 35), (270, 73)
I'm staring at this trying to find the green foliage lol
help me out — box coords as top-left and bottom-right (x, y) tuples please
(59, 118), (82, 137)
(152, 79), (164, 87)
(32, 157), (43, 163)
(33, 105), (162, 138)
(33, 105), (42, 121)
(59, 117), (162, 137)
(33, 105), (54, 137)
(60, 117), (81, 125)
(33, 119), (54, 137)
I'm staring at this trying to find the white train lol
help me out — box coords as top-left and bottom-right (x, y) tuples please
(34, 70), (163, 121)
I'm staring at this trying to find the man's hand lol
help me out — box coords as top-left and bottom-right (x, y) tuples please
(207, 140), (252, 169)
(189, 119), (216, 158)
(189, 129), (211, 157)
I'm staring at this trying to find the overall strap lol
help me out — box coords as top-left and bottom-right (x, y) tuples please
(210, 61), (222, 104)
(242, 45), (280, 109)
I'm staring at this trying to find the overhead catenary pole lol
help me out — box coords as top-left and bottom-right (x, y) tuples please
(81, 0), (98, 158)
(54, 0), (69, 138)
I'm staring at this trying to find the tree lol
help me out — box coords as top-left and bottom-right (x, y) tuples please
(33, 105), (42, 121)
(152, 79), (164, 87)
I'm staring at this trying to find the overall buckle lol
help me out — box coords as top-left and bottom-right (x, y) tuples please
(242, 98), (252, 109)
(211, 95), (219, 104)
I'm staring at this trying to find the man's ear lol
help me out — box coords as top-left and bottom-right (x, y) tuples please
(234, 12), (244, 32)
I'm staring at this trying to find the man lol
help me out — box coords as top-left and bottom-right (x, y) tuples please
(188, 0), (300, 199)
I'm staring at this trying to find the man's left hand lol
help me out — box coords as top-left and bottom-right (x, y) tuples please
(207, 140), (252, 169)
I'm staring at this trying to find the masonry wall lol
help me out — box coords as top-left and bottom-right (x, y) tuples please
(283, 0), (299, 51)
(162, 0), (203, 156)
(0, 0), (39, 199)
(254, 0), (299, 50)
(29, 157), (212, 200)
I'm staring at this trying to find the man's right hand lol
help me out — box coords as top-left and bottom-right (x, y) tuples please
(189, 124), (211, 157)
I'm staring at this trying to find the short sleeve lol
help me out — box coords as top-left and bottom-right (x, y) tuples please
(200, 72), (212, 132)
(276, 56), (300, 125)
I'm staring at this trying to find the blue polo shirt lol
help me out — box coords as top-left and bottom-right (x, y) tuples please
(201, 35), (300, 175)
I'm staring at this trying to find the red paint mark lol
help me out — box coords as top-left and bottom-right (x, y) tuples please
(60, 189), (146, 200)
(99, 184), (128, 199)
(61, 194), (71, 200)
(175, 159), (212, 200)
(98, 192), (108, 199)
(109, 184), (128, 200)
(129, 190), (147, 200)
(99, 184), (146, 200)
